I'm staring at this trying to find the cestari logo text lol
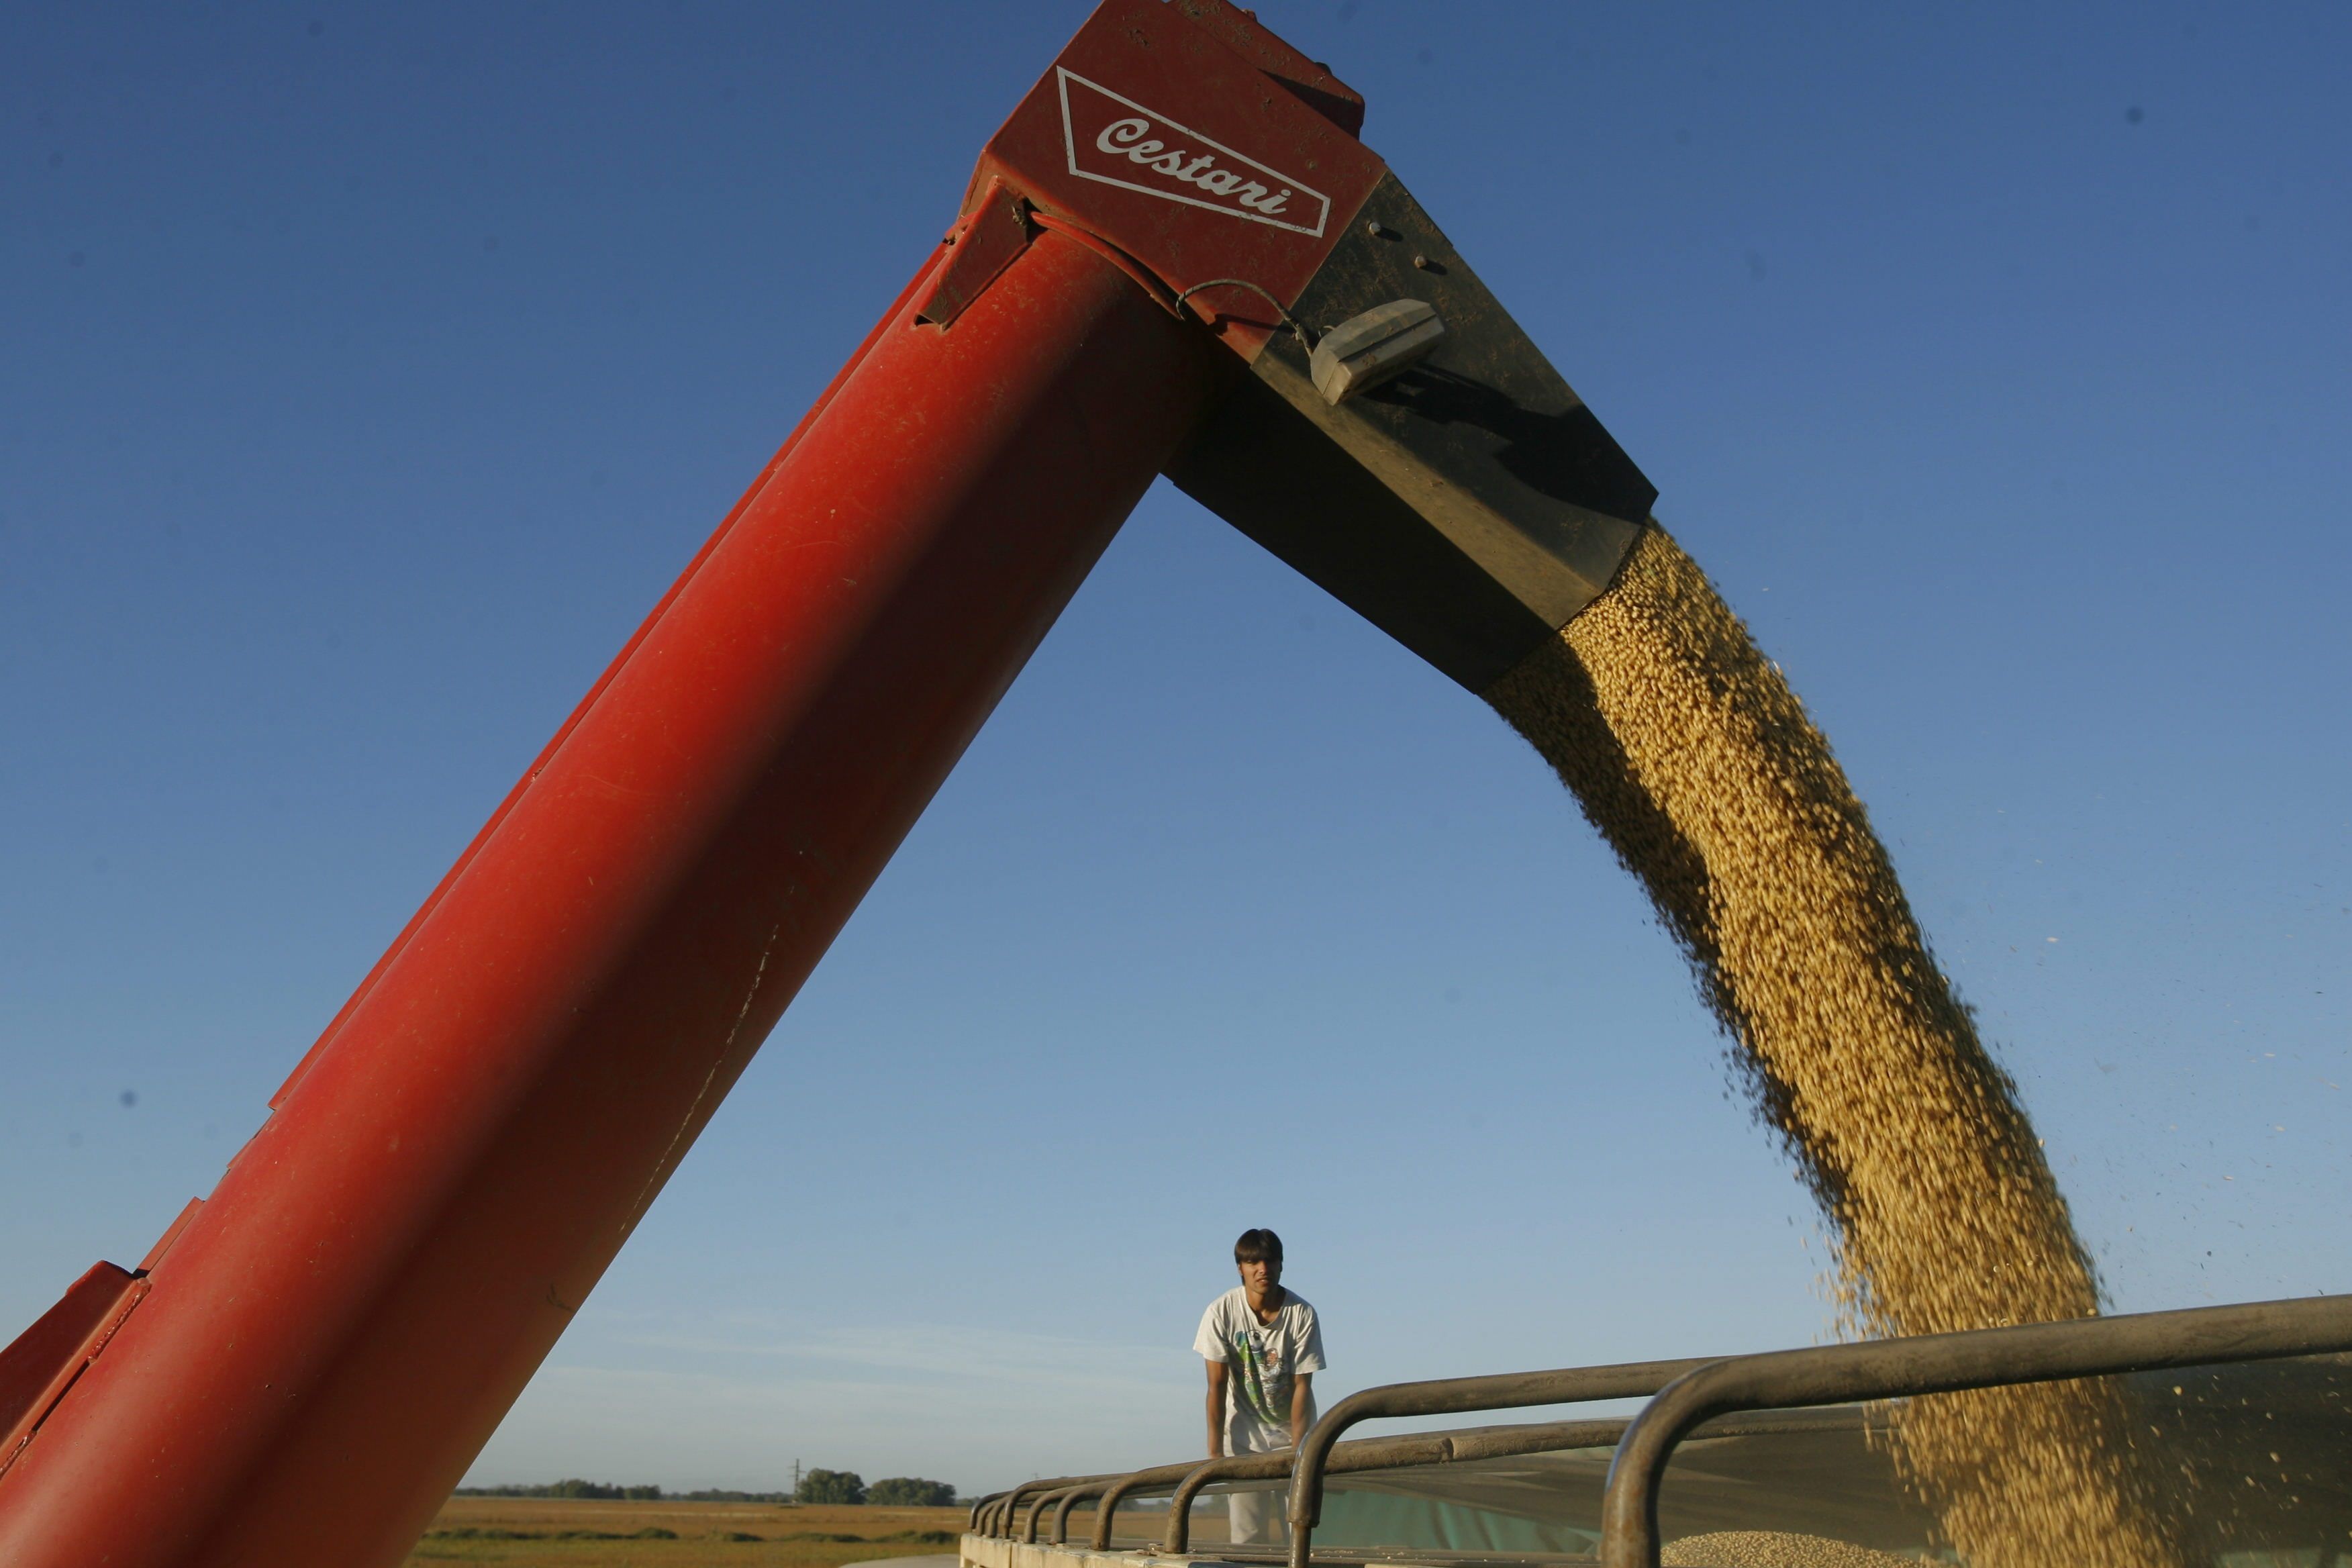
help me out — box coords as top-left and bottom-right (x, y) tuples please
(1056, 70), (1330, 237)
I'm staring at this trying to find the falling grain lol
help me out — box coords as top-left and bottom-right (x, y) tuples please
(1484, 526), (2172, 1568)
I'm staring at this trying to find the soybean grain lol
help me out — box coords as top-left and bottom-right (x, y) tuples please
(1485, 526), (2173, 1568)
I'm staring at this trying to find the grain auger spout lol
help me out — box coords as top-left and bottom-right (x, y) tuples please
(0, 5), (1655, 1565)
(970, 0), (1661, 691)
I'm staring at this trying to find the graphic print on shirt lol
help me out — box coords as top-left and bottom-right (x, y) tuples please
(1232, 1328), (1285, 1424)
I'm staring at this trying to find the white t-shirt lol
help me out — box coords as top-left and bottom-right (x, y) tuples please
(1194, 1286), (1326, 1455)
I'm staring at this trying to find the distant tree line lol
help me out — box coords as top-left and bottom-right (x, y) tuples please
(452, 1481), (794, 1502)
(455, 1479), (669, 1500)
(455, 1473), (957, 1507)
(795, 1470), (958, 1507)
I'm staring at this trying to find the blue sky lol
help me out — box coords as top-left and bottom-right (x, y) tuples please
(4, 1), (2345, 1497)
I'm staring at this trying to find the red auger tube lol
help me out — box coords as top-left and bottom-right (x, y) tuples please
(0, 229), (1221, 1568)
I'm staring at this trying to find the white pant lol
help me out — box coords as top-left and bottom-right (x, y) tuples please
(1228, 1484), (1287, 1547)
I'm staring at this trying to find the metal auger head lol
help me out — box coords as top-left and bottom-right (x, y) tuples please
(948, 0), (1657, 691)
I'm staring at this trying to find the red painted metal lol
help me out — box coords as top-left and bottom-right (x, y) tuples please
(914, 177), (1036, 329)
(132, 1197), (206, 1275)
(1168, 0), (1367, 138)
(0, 5), (1400, 1564)
(0, 1265), (146, 1480)
(967, 0), (1385, 355)
(0, 228), (1224, 1567)
(252, 0), (1385, 1126)
(261, 243), (952, 1120)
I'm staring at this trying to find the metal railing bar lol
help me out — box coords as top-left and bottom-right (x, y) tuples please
(1006, 1474), (1124, 1541)
(1074, 1422), (1622, 1556)
(1281, 1355), (1718, 1568)
(1163, 1452), (1285, 1554)
(1044, 1408), (1872, 1555)
(1050, 1484), (1096, 1545)
(1169, 1416), (1631, 1554)
(993, 1474), (1099, 1538)
(1597, 1293), (2352, 1568)
(1050, 1471), (1186, 1546)
(987, 1491), (1015, 1536)
(1028, 1484), (1088, 1543)
(1087, 1461), (1214, 1549)
(1185, 1412), (1869, 1555)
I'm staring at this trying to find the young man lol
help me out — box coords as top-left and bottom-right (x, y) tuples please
(1192, 1228), (1326, 1547)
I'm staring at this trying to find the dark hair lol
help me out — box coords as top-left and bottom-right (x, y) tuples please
(1234, 1228), (1283, 1266)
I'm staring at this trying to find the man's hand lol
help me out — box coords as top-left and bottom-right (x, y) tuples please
(1205, 1360), (1229, 1459)
(1289, 1371), (1314, 1450)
